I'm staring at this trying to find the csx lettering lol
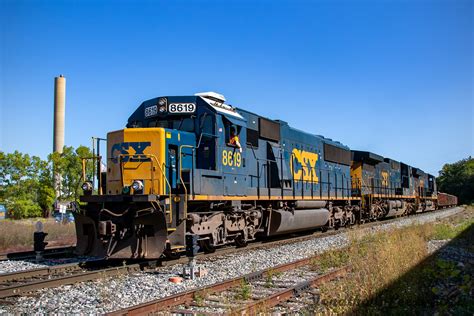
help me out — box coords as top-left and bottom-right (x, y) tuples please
(381, 171), (389, 186)
(291, 149), (319, 182)
(111, 142), (151, 163)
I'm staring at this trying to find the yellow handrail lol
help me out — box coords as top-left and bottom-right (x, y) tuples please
(179, 145), (194, 220)
(119, 153), (173, 223)
(81, 156), (103, 195)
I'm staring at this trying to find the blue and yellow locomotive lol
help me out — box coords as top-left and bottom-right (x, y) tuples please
(75, 92), (447, 259)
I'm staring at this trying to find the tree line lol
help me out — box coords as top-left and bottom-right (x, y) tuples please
(437, 156), (474, 205)
(0, 146), (93, 219)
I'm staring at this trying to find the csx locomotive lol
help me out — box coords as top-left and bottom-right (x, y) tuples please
(75, 92), (457, 259)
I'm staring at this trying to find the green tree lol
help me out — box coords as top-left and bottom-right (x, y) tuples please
(0, 151), (49, 218)
(49, 145), (94, 202)
(437, 157), (474, 205)
(0, 145), (93, 219)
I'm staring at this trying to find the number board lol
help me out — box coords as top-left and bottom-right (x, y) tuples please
(168, 103), (196, 114)
(222, 150), (242, 167)
(144, 105), (158, 118)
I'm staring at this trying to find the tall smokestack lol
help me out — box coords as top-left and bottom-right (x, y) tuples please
(53, 75), (66, 153)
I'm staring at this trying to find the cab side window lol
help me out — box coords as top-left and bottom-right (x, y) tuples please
(196, 113), (216, 170)
(223, 119), (241, 146)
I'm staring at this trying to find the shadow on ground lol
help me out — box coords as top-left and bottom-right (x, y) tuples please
(352, 223), (474, 315)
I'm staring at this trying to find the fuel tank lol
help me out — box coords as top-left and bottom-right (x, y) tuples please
(293, 200), (327, 209)
(386, 200), (406, 217)
(268, 208), (330, 236)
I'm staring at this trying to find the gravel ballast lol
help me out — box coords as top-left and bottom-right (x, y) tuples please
(0, 261), (48, 274)
(0, 207), (464, 314)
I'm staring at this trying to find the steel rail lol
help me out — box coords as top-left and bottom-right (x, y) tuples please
(0, 246), (75, 262)
(233, 266), (349, 314)
(0, 263), (144, 299)
(0, 262), (82, 283)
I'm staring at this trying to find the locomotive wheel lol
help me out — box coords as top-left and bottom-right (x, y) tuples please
(199, 239), (216, 253)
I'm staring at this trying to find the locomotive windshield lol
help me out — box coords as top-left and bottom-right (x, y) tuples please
(128, 115), (195, 133)
(147, 116), (195, 132)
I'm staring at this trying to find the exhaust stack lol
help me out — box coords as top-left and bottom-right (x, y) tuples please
(53, 75), (66, 153)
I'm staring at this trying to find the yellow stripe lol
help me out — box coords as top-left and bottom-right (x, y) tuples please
(366, 194), (436, 199)
(189, 195), (361, 201)
(189, 194), (436, 201)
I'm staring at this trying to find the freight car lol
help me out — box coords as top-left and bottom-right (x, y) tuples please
(74, 92), (456, 259)
(437, 192), (458, 208)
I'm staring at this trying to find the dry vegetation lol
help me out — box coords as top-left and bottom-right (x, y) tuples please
(312, 206), (474, 315)
(0, 218), (76, 253)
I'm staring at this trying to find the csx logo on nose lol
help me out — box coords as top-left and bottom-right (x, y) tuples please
(111, 142), (151, 163)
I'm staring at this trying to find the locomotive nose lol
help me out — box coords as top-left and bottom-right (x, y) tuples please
(106, 127), (168, 196)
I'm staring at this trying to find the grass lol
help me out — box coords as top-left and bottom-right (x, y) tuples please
(0, 218), (76, 253)
(312, 205), (474, 315)
(311, 248), (350, 273)
(431, 216), (474, 240)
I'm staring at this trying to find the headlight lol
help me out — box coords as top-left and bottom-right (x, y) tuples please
(159, 105), (166, 113)
(82, 181), (93, 192)
(158, 97), (167, 106)
(131, 180), (144, 192)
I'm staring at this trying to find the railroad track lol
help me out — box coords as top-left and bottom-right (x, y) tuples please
(0, 207), (461, 301)
(0, 246), (76, 262)
(108, 254), (349, 315)
(0, 260), (157, 299)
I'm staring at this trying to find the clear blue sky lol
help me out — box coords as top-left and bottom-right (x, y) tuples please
(1, 0), (472, 175)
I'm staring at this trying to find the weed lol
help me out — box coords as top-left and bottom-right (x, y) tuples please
(194, 289), (208, 307)
(235, 280), (252, 300)
(264, 268), (282, 288)
(311, 249), (350, 273)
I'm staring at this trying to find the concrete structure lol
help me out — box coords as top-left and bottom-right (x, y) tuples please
(53, 75), (66, 153)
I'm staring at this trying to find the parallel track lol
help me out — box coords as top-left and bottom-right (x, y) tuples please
(108, 254), (348, 315)
(0, 246), (75, 262)
(0, 260), (156, 299)
(232, 267), (349, 314)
